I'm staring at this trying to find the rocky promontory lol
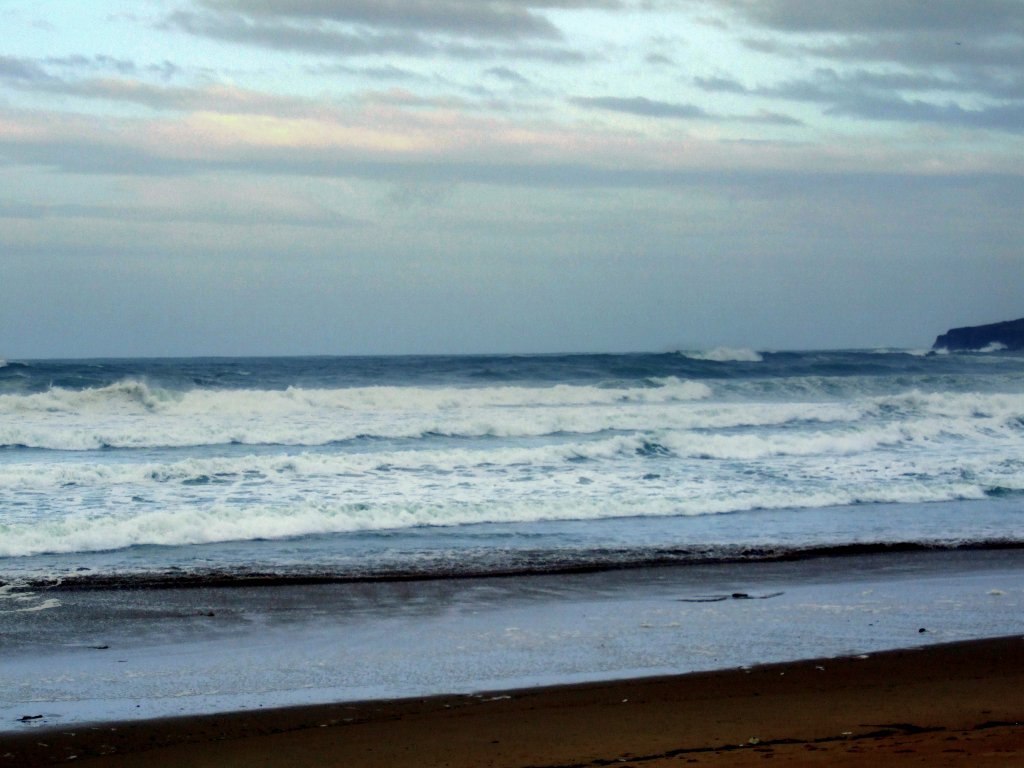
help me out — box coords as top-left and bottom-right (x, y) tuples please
(933, 317), (1024, 351)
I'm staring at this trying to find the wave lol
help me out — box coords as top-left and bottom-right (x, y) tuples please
(0, 376), (712, 413)
(14, 539), (1024, 589)
(870, 348), (932, 357)
(934, 342), (1016, 354)
(2, 473), (1019, 559)
(8, 383), (1018, 453)
(680, 347), (764, 363)
(21, 378), (943, 452)
(0, 397), (880, 451)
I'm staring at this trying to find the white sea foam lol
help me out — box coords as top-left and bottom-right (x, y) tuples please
(0, 377), (712, 415)
(7, 383), (926, 453)
(0, 377), (718, 450)
(0, 584), (62, 613)
(0, 477), (1001, 559)
(1, 411), (1020, 559)
(871, 348), (932, 357)
(681, 347), (764, 363)
(2, 356), (1023, 561)
(6, 383), (1019, 453)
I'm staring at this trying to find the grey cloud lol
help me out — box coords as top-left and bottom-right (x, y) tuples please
(826, 94), (1024, 133)
(0, 129), (767, 186)
(745, 32), (1024, 72)
(696, 0), (1024, 128)
(167, 8), (587, 61)
(0, 66), (304, 115)
(0, 200), (362, 228)
(745, 110), (802, 126)
(166, 10), (436, 56)
(572, 94), (800, 125)
(310, 62), (431, 81)
(0, 55), (55, 83)
(44, 54), (138, 75)
(696, 68), (1024, 133)
(485, 66), (531, 84)
(693, 75), (747, 94)
(198, 0), (622, 40)
(711, 0), (1024, 35)
(572, 95), (710, 118)
(21, 54), (180, 82)
(441, 41), (587, 62)
(5, 131), (1022, 205)
(803, 35), (1024, 71)
(644, 52), (675, 66)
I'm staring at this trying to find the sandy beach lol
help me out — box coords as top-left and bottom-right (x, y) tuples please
(3, 635), (1022, 767)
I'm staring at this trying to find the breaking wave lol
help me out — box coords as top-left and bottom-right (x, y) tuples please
(680, 347), (764, 363)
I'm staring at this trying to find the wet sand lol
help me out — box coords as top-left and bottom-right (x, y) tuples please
(4, 635), (1021, 767)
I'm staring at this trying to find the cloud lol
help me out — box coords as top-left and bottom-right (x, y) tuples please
(166, 1), (599, 61)
(571, 94), (801, 125)
(0, 58), (316, 116)
(696, 68), (1024, 133)
(197, 0), (622, 40)
(9, 95), (1006, 189)
(44, 54), (139, 76)
(710, 0), (1024, 35)
(572, 95), (710, 119)
(309, 62), (431, 82)
(486, 66), (531, 84)
(0, 55), (55, 83)
(686, 0), (1024, 134)
(166, 10), (437, 56)
(746, 33), (1024, 72)
(643, 52), (675, 66)
(0, 199), (361, 228)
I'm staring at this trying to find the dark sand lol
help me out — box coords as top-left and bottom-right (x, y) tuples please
(3, 635), (1022, 767)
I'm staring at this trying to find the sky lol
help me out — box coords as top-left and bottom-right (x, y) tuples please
(1, 0), (1022, 357)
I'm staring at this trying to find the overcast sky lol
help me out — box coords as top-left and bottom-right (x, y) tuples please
(2, 1), (1022, 357)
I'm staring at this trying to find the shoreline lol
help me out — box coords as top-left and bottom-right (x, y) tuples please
(4, 548), (1023, 735)
(4, 635), (1022, 766)
(12, 539), (1024, 591)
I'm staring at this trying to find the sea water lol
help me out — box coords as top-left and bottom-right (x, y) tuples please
(3, 349), (1024, 727)
(1, 348), (1022, 585)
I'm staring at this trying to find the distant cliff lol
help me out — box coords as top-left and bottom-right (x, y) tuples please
(933, 317), (1024, 351)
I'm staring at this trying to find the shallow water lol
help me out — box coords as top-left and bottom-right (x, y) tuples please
(2, 550), (1022, 731)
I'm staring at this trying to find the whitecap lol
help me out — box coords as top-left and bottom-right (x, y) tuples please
(681, 347), (763, 363)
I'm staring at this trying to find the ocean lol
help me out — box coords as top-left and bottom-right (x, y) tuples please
(1, 348), (1023, 586)
(2, 348), (1024, 727)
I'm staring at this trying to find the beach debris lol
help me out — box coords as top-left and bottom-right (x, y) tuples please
(678, 591), (783, 603)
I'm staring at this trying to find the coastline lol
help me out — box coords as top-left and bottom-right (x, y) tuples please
(3, 549), (1024, 734)
(5, 635), (1022, 767)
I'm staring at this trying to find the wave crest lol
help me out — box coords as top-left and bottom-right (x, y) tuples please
(680, 347), (764, 363)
